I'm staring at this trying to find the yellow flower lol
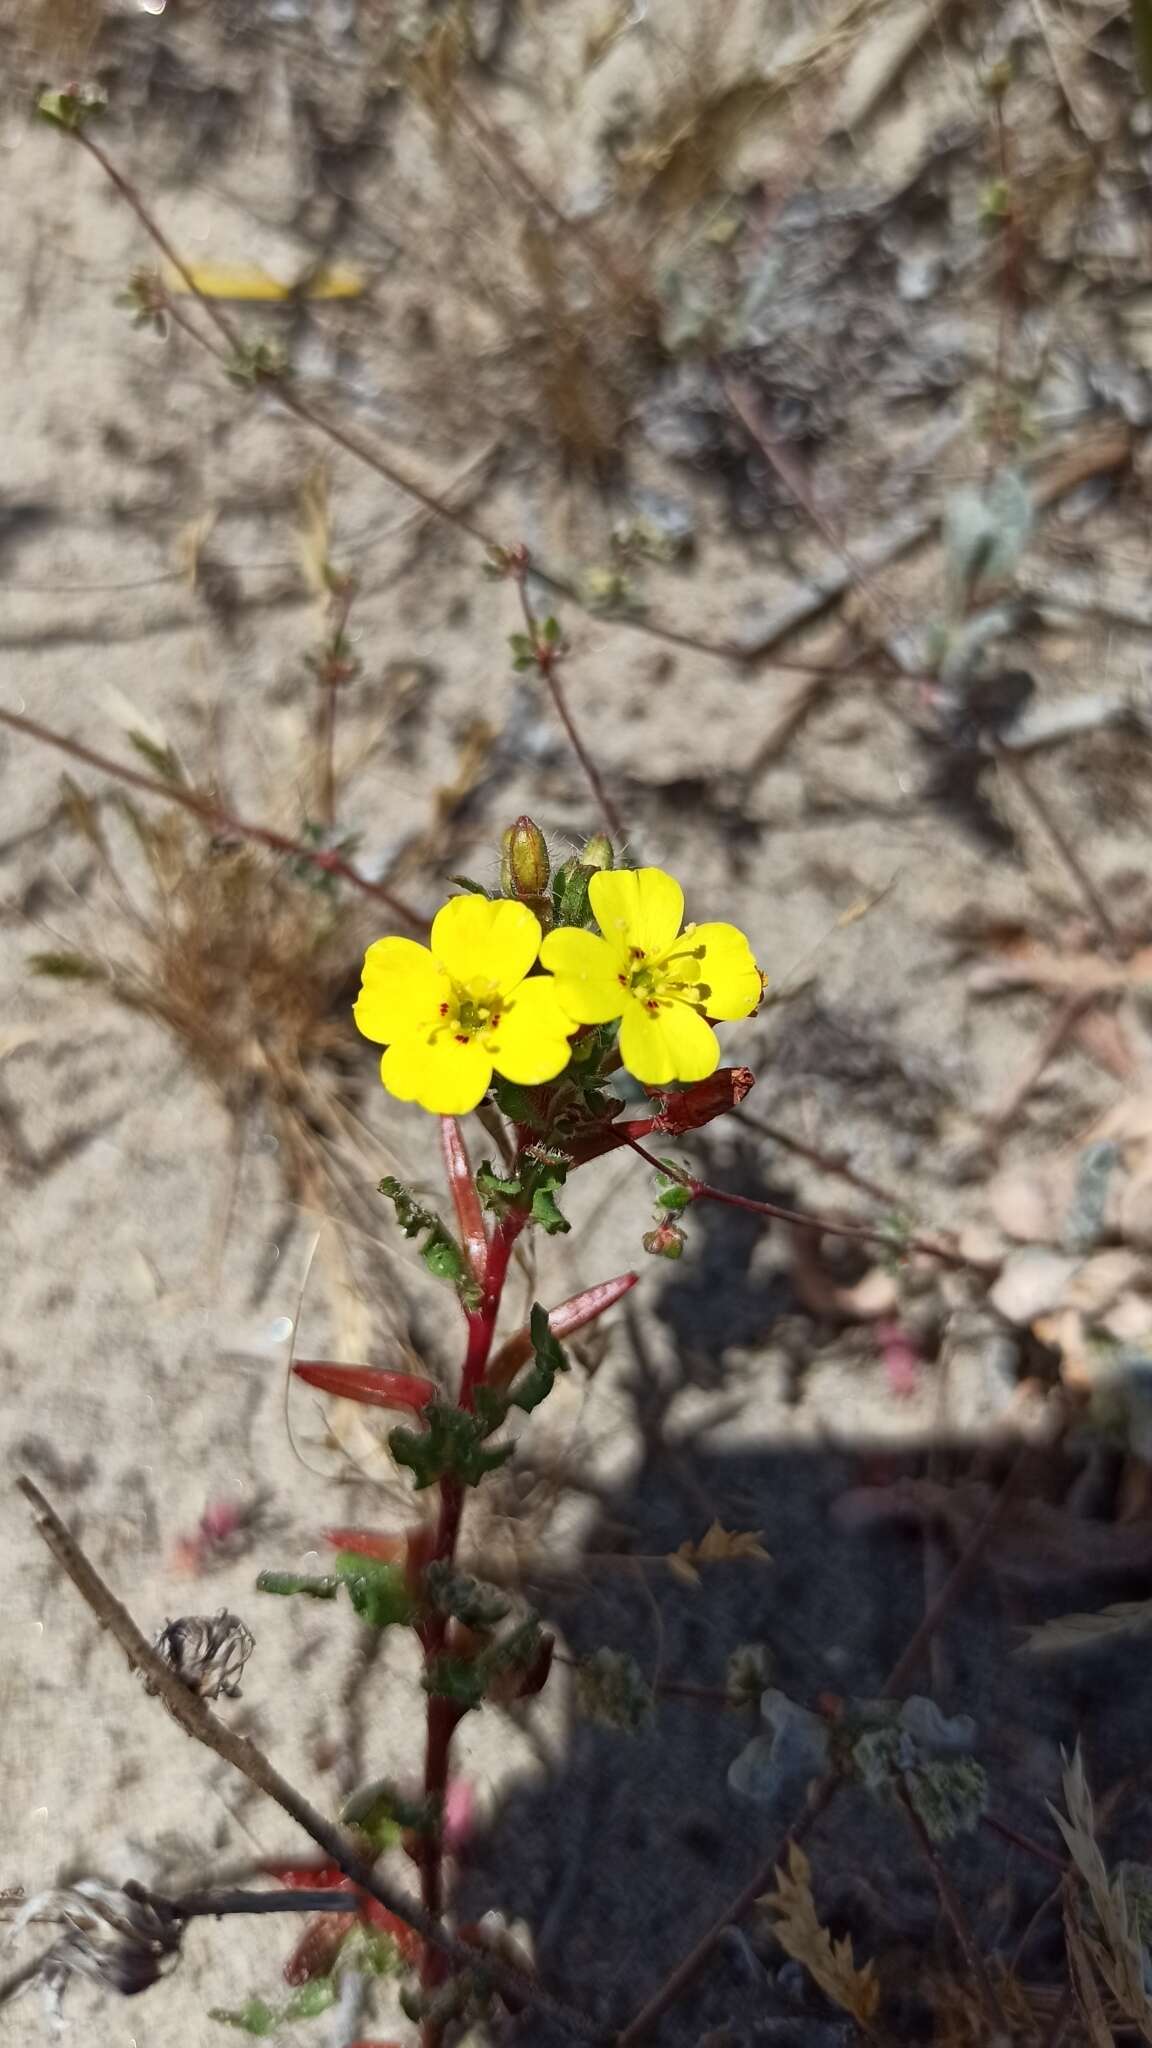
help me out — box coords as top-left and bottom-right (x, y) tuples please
(539, 867), (761, 1087)
(354, 896), (576, 1115)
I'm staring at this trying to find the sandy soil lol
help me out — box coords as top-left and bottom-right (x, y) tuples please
(5, 2), (1152, 2043)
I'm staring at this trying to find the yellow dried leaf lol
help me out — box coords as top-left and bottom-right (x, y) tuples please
(162, 262), (364, 302)
(667, 1521), (772, 1586)
(760, 1843), (880, 2025)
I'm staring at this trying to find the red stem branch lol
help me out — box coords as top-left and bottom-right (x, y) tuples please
(623, 1136), (975, 1270)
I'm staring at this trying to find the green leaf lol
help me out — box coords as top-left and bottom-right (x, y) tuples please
(475, 1155), (570, 1235)
(208, 1996), (280, 2036)
(332, 1552), (415, 1628)
(542, 614), (562, 644)
(378, 1177), (480, 1307)
(475, 1162), (522, 1212)
(126, 729), (184, 784)
(944, 468), (1033, 610)
(342, 1776), (436, 1844)
(422, 1235), (474, 1289)
(530, 1184), (570, 1235)
(507, 632), (534, 659)
(226, 340), (288, 388)
(255, 1570), (340, 1600)
(379, 1175), (446, 1239)
(573, 1647), (654, 1733)
(423, 1654), (487, 1709)
(504, 1305), (570, 1413)
(390, 1401), (514, 1490)
(283, 1978), (338, 2020)
(27, 952), (107, 982)
(346, 1926), (408, 1977)
(424, 1561), (511, 1627)
(447, 874), (494, 897)
(37, 85), (106, 131)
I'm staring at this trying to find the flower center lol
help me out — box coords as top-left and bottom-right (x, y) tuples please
(433, 979), (504, 1047)
(617, 944), (710, 1016)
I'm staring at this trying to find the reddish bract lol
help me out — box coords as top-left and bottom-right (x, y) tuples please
(292, 1362), (437, 1412)
(261, 1861), (423, 1981)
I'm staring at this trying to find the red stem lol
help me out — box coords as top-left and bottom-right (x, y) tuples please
(418, 1207), (526, 2043)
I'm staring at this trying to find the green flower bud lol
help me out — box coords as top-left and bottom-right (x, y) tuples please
(582, 833), (614, 871)
(500, 816), (550, 900)
(554, 857), (603, 927)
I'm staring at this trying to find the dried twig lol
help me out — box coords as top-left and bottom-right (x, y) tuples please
(0, 705), (425, 930)
(512, 557), (626, 842)
(994, 745), (1119, 946)
(16, 1478), (601, 2044)
(899, 1780), (1012, 2038)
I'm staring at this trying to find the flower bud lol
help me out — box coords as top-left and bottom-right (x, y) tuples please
(551, 856), (592, 926)
(500, 817), (550, 901)
(582, 833), (613, 871)
(642, 1221), (686, 1260)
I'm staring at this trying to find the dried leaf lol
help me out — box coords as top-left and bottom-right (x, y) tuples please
(1050, 1746), (1152, 2035)
(760, 1842), (880, 2024)
(971, 938), (1152, 997)
(1021, 1599), (1152, 1655)
(162, 263), (364, 302)
(298, 466), (333, 600)
(667, 1521), (772, 1586)
(1064, 1889), (1117, 2048)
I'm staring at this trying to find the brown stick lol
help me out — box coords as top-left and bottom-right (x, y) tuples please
(16, 1478), (600, 2044)
(0, 704), (426, 930)
(513, 563), (626, 842)
(994, 745), (1119, 946)
(615, 1779), (837, 2047)
(881, 1447), (1030, 1698)
(736, 1107), (909, 1210)
(899, 1781), (1011, 2037)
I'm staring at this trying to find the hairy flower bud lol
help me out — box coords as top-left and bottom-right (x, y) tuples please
(582, 833), (613, 871)
(500, 817), (550, 901)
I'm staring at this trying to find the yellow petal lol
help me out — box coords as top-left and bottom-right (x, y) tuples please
(430, 896), (541, 995)
(380, 1034), (492, 1115)
(590, 867), (684, 959)
(355, 938), (448, 1045)
(689, 923), (763, 1021)
(538, 927), (625, 1024)
(619, 996), (719, 1086)
(487, 978), (576, 1085)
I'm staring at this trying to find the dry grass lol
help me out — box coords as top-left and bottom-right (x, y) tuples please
(32, 783), (371, 1204)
